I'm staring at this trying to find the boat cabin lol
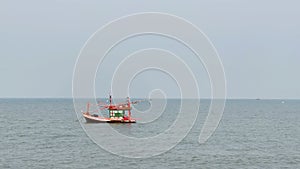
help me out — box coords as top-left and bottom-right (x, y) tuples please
(108, 105), (131, 118)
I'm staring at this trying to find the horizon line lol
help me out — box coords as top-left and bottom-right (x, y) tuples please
(0, 97), (299, 100)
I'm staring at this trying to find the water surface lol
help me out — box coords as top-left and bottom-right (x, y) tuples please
(0, 99), (299, 168)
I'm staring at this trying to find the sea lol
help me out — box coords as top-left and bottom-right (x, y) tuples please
(0, 99), (299, 169)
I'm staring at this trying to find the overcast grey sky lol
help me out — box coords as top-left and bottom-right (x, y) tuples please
(0, 0), (299, 98)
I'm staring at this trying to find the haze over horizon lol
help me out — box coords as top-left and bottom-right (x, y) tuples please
(1, 1), (299, 99)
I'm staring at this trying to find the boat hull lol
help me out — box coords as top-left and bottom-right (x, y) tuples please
(83, 114), (136, 123)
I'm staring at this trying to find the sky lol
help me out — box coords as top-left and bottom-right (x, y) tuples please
(0, 0), (299, 99)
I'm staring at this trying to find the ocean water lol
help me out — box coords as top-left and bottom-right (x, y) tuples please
(0, 99), (299, 168)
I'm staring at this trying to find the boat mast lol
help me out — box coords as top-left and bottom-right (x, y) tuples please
(87, 102), (90, 114)
(109, 94), (112, 106)
(127, 97), (131, 119)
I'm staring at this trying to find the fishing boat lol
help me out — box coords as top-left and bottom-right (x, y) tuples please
(82, 94), (141, 123)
